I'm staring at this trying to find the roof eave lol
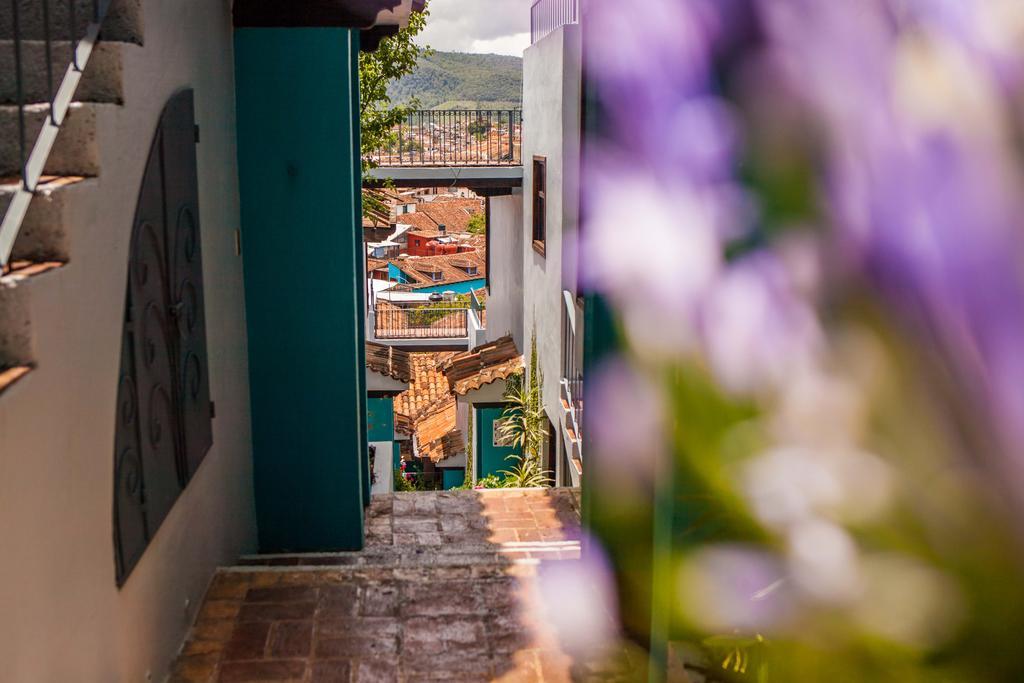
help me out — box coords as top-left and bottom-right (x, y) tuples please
(234, 0), (425, 31)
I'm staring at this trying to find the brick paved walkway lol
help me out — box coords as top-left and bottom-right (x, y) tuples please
(170, 489), (586, 683)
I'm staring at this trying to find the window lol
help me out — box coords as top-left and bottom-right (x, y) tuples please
(493, 418), (515, 447)
(532, 156), (547, 255)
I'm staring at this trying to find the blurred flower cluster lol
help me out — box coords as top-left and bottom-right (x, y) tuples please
(575, 0), (1024, 680)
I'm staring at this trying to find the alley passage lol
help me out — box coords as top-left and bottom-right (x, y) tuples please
(170, 489), (587, 682)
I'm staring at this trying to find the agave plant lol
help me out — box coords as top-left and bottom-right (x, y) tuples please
(497, 331), (548, 458)
(496, 330), (551, 488)
(500, 453), (552, 489)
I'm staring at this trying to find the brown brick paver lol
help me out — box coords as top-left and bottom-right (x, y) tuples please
(171, 489), (589, 683)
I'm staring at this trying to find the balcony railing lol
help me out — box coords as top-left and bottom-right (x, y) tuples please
(366, 110), (521, 168)
(374, 305), (469, 340)
(531, 0), (578, 45)
(561, 291), (583, 463)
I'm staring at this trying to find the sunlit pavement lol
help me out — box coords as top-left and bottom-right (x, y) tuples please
(169, 489), (603, 682)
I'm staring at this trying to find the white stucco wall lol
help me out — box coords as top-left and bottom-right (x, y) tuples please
(521, 25), (582, 486)
(366, 369), (408, 394)
(0, 2), (256, 681)
(484, 192), (524, 349)
(370, 441), (394, 495)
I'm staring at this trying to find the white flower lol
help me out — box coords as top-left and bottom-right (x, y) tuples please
(787, 518), (864, 606)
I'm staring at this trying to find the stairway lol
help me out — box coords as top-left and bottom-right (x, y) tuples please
(0, 0), (142, 396)
(170, 489), (585, 682)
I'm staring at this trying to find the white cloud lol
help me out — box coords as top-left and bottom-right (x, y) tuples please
(469, 32), (531, 57)
(418, 0), (533, 56)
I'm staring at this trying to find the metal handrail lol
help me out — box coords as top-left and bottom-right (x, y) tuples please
(561, 291), (583, 449)
(531, 0), (578, 45)
(366, 109), (522, 168)
(1, 0), (113, 270)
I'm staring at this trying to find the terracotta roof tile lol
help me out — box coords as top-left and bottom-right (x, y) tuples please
(414, 399), (463, 463)
(395, 198), (483, 237)
(394, 352), (456, 424)
(440, 335), (523, 396)
(389, 251), (486, 289)
(365, 342), (412, 383)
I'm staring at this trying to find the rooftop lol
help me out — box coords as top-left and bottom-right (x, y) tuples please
(414, 399), (463, 463)
(389, 250), (486, 289)
(365, 342), (412, 384)
(394, 352), (456, 425)
(441, 335), (523, 396)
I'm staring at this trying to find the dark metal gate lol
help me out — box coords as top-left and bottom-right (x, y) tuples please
(113, 89), (213, 585)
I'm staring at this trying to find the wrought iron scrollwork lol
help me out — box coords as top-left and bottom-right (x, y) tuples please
(113, 90), (213, 586)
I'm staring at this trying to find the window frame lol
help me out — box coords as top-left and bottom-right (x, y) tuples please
(532, 156), (547, 256)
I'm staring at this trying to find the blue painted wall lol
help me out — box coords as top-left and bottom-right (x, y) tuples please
(412, 278), (487, 295)
(388, 263), (411, 284)
(235, 27), (366, 552)
(366, 397), (395, 442)
(477, 405), (520, 480)
(442, 469), (466, 490)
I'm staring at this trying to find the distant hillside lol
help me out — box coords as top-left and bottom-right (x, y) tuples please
(388, 51), (523, 110)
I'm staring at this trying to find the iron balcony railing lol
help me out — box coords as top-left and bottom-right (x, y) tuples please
(367, 110), (522, 168)
(374, 304), (469, 340)
(1, 0), (113, 270)
(561, 291), (583, 451)
(531, 0), (578, 44)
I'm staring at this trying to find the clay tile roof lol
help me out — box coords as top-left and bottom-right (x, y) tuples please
(394, 352), (456, 424)
(414, 399), (464, 463)
(440, 335), (523, 396)
(397, 197), (484, 236)
(389, 250), (487, 289)
(365, 342), (412, 383)
(367, 257), (389, 272)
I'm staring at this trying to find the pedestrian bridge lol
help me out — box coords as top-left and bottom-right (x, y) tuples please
(365, 110), (524, 192)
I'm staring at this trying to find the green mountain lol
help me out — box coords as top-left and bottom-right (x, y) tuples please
(388, 51), (523, 110)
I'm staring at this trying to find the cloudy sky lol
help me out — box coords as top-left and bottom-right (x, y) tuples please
(417, 0), (533, 57)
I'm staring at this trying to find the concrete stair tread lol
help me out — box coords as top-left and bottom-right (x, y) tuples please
(0, 0), (144, 44)
(0, 174), (88, 192)
(0, 364), (32, 396)
(0, 40), (125, 105)
(2, 259), (65, 279)
(1, 175), (89, 263)
(0, 101), (100, 177)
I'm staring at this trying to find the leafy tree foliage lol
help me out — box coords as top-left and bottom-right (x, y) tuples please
(467, 213), (486, 235)
(359, 7), (431, 218)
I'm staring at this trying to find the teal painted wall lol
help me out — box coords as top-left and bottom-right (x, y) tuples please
(235, 27), (366, 552)
(349, 35), (371, 509)
(366, 398), (395, 442)
(442, 469), (466, 490)
(393, 441), (402, 470)
(388, 263), (411, 284)
(411, 278), (486, 295)
(477, 405), (520, 479)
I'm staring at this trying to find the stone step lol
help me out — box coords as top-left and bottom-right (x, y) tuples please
(0, 175), (91, 262)
(0, 0), (142, 44)
(236, 540), (582, 568)
(0, 363), (31, 397)
(0, 40), (124, 105)
(0, 101), (100, 177)
(0, 259), (64, 371)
